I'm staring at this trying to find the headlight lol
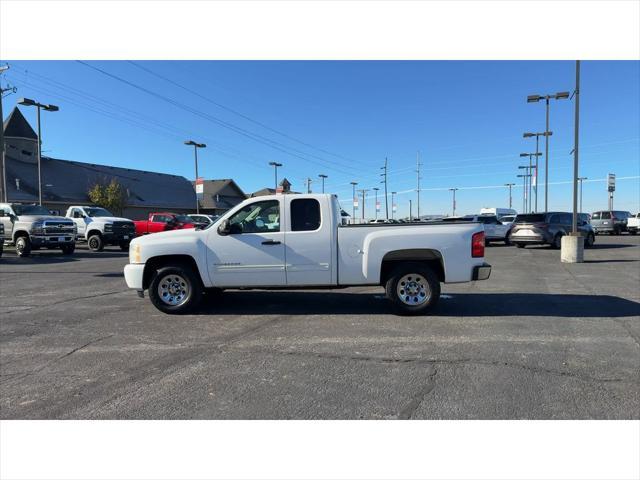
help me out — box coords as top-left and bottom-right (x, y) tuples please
(131, 243), (141, 263)
(32, 221), (44, 234)
(104, 223), (113, 232)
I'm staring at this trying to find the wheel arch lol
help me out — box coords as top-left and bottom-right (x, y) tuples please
(142, 254), (205, 290)
(379, 249), (445, 285)
(12, 230), (30, 242)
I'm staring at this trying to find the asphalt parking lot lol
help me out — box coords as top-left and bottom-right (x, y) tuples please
(1, 235), (639, 419)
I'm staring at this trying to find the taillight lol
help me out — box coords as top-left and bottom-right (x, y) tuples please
(472, 231), (485, 258)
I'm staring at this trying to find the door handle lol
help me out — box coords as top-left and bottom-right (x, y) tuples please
(261, 240), (281, 245)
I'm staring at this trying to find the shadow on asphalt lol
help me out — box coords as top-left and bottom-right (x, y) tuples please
(0, 250), (127, 264)
(197, 291), (640, 317)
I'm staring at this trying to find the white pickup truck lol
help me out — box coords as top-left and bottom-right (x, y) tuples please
(124, 194), (491, 315)
(65, 206), (136, 251)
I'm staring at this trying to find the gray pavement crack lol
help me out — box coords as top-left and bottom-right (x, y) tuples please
(3, 290), (129, 315)
(398, 368), (437, 420)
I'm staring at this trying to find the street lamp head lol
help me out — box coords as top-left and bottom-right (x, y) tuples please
(43, 104), (59, 112)
(269, 161), (282, 167)
(523, 132), (535, 138)
(555, 91), (570, 100)
(373, 187), (379, 191)
(350, 181), (358, 186)
(319, 174), (328, 179)
(519, 153), (529, 157)
(527, 95), (542, 103)
(18, 97), (37, 107)
(184, 140), (195, 146)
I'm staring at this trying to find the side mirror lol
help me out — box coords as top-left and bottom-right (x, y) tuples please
(217, 219), (231, 236)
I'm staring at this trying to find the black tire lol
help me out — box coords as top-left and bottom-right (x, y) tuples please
(0, 244), (3, 258)
(88, 233), (104, 252)
(585, 233), (595, 248)
(504, 235), (512, 246)
(119, 241), (130, 252)
(630, 230), (637, 236)
(384, 262), (440, 316)
(61, 244), (75, 255)
(552, 234), (563, 249)
(15, 236), (31, 257)
(148, 265), (203, 314)
(613, 226), (621, 236)
(516, 243), (526, 249)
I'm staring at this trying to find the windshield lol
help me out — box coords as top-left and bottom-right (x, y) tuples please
(84, 207), (113, 217)
(12, 204), (52, 216)
(175, 215), (192, 223)
(515, 214), (547, 223)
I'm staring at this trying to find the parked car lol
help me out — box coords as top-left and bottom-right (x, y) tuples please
(0, 222), (4, 258)
(591, 210), (632, 235)
(498, 214), (516, 226)
(480, 207), (517, 218)
(445, 215), (512, 245)
(65, 206), (136, 252)
(0, 203), (77, 257)
(187, 214), (219, 229)
(133, 213), (195, 236)
(123, 194), (491, 315)
(626, 213), (640, 235)
(509, 212), (595, 249)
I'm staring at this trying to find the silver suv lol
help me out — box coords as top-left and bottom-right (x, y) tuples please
(0, 203), (77, 257)
(509, 212), (595, 249)
(591, 210), (632, 235)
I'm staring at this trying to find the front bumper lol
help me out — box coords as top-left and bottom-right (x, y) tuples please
(102, 232), (134, 244)
(472, 263), (492, 281)
(31, 235), (75, 246)
(124, 263), (145, 290)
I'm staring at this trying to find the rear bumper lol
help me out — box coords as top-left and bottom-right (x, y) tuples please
(472, 263), (492, 281)
(124, 263), (145, 290)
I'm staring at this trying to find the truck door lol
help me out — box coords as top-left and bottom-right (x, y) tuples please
(149, 215), (169, 233)
(284, 196), (333, 285)
(70, 208), (87, 236)
(207, 199), (286, 287)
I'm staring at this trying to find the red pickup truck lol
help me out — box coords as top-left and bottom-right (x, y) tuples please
(133, 213), (195, 236)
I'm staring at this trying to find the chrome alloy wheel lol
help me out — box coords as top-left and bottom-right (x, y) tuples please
(396, 273), (431, 306)
(157, 274), (190, 306)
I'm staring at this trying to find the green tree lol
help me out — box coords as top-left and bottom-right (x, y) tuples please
(87, 178), (127, 216)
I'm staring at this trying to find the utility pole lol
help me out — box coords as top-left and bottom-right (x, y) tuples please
(391, 191), (397, 220)
(449, 188), (458, 216)
(578, 177), (587, 213)
(380, 158), (389, 220)
(409, 199), (412, 221)
(416, 150), (422, 220)
(269, 162), (282, 190)
(519, 153), (541, 212)
(571, 60), (581, 235)
(358, 189), (368, 220)
(305, 177), (312, 193)
(350, 181), (358, 221)
(0, 64), (17, 203)
(373, 187), (379, 220)
(518, 165), (532, 212)
(524, 132), (551, 212)
(504, 183), (515, 209)
(319, 174), (327, 193)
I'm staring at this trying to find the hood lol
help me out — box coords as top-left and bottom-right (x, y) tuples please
(88, 216), (133, 223)
(17, 215), (73, 223)
(132, 227), (201, 246)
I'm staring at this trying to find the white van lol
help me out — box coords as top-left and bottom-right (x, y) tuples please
(480, 207), (517, 218)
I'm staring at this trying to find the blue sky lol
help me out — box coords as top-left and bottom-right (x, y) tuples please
(2, 60), (638, 217)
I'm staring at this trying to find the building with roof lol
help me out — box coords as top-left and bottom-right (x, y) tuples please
(194, 179), (247, 215)
(1, 107), (199, 219)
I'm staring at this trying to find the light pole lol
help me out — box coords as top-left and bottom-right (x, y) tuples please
(319, 174), (327, 193)
(504, 183), (515, 209)
(358, 189), (368, 220)
(523, 132), (552, 212)
(18, 98), (59, 206)
(1, 64), (17, 203)
(578, 177), (587, 214)
(409, 199), (413, 221)
(520, 153), (541, 212)
(518, 165), (532, 212)
(517, 173), (530, 213)
(527, 91), (570, 213)
(391, 191), (397, 219)
(269, 162), (282, 191)
(449, 188), (458, 216)
(305, 177), (313, 193)
(571, 61), (581, 235)
(373, 187), (379, 220)
(185, 140), (206, 214)
(380, 158), (389, 220)
(350, 181), (358, 220)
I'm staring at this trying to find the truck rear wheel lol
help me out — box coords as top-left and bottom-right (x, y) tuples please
(88, 233), (104, 252)
(148, 265), (203, 314)
(385, 262), (440, 316)
(15, 236), (31, 257)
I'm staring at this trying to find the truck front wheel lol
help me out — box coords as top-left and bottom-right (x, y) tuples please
(15, 236), (31, 257)
(61, 244), (75, 255)
(148, 265), (203, 314)
(385, 263), (440, 316)
(88, 233), (104, 252)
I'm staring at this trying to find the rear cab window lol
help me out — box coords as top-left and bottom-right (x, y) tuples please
(290, 198), (321, 231)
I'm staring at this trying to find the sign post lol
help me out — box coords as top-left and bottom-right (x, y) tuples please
(607, 173), (615, 210)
